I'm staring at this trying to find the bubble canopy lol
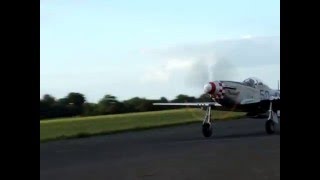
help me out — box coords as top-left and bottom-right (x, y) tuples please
(242, 77), (268, 88)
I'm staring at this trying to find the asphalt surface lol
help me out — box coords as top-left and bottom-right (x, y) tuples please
(40, 118), (280, 180)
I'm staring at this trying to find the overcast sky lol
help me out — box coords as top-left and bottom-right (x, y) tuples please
(40, 0), (280, 102)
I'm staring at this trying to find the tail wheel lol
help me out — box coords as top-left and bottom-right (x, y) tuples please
(265, 120), (275, 134)
(202, 123), (213, 137)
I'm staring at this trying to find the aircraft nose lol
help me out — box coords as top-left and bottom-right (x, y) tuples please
(203, 82), (216, 94)
(203, 83), (212, 93)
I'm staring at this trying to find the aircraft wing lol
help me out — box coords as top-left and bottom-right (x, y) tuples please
(153, 102), (222, 107)
(240, 96), (280, 105)
(240, 99), (261, 105)
(239, 96), (280, 112)
(269, 96), (280, 101)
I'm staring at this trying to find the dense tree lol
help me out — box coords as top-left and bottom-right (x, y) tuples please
(40, 100), (49, 119)
(97, 94), (124, 114)
(40, 92), (205, 120)
(40, 94), (57, 119)
(197, 93), (211, 102)
(123, 97), (144, 112)
(171, 94), (196, 103)
(159, 97), (169, 103)
(42, 94), (56, 105)
(66, 92), (86, 105)
(83, 103), (99, 116)
(66, 92), (86, 115)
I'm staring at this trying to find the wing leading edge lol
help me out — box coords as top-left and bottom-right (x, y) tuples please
(240, 95), (280, 105)
(153, 102), (222, 107)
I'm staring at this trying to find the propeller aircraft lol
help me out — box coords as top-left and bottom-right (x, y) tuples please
(153, 77), (280, 137)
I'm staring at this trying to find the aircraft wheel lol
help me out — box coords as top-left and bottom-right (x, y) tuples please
(265, 120), (275, 134)
(202, 123), (213, 137)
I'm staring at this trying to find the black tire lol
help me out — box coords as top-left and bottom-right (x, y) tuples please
(265, 120), (275, 134)
(202, 123), (213, 137)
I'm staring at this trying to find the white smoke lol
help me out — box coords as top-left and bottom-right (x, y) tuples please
(140, 35), (279, 91)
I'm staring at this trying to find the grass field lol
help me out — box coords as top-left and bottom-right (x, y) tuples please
(40, 108), (245, 142)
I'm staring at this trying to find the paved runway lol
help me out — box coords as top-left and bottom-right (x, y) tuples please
(40, 118), (280, 180)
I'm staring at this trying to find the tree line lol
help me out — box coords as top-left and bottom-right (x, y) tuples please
(40, 92), (211, 120)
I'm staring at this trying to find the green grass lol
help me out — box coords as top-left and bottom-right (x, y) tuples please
(40, 108), (245, 142)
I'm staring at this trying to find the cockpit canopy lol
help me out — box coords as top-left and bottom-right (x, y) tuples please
(242, 77), (268, 88)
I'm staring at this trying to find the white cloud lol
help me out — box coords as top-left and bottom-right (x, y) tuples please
(241, 34), (254, 39)
(41, 35), (280, 102)
(236, 64), (280, 89)
(140, 58), (195, 84)
(138, 36), (280, 98)
(140, 68), (169, 83)
(137, 63), (280, 100)
(145, 35), (279, 67)
(165, 58), (194, 71)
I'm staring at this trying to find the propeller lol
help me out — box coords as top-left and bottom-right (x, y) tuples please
(184, 55), (239, 93)
(183, 56), (239, 120)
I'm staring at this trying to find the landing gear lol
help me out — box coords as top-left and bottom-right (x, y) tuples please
(202, 123), (213, 137)
(202, 106), (213, 137)
(265, 100), (279, 134)
(265, 120), (275, 134)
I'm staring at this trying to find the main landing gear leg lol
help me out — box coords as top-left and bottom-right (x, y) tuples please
(202, 106), (213, 137)
(265, 101), (279, 134)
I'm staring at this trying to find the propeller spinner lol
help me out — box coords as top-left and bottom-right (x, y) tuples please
(204, 81), (225, 99)
(203, 82), (216, 94)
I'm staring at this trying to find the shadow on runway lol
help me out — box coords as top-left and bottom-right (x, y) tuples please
(168, 131), (280, 144)
(212, 131), (280, 140)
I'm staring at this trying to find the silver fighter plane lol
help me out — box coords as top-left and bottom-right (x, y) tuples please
(153, 77), (280, 137)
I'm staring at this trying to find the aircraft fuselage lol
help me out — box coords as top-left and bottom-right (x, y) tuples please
(211, 80), (278, 114)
